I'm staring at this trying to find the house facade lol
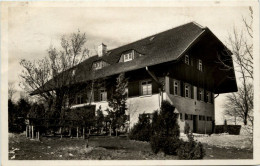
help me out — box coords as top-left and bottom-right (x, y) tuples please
(32, 22), (237, 134)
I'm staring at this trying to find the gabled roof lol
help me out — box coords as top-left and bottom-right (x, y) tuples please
(31, 22), (223, 95)
(75, 22), (207, 80)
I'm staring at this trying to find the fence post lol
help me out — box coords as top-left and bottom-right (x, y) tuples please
(37, 131), (39, 140)
(32, 126), (34, 139)
(29, 125), (32, 138)
(69, 127), (71, 137)
(26, 125), (28, 137)
(83, 127), (85, 139)
(77, 127), (79, 138)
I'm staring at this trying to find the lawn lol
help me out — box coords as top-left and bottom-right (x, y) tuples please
(9, 133), (253, 160)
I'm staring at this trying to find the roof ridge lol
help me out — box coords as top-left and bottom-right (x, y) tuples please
(106, 21), (203, 53)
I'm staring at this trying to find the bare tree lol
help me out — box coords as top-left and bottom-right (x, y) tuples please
(20, 30), (89, 119)
(8, 82), (16, 101)
(219, 7), (254, 127)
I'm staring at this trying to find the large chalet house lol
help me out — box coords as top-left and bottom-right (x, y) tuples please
(32, 22), (237, 134)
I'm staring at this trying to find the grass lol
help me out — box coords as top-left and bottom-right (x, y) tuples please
(9, 133), (253, 160)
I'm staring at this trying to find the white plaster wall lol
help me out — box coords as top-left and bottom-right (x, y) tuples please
(165, 76), (214, 134)
(127, 94), (161, 128)
(70, 93), (161, 127)
(70, 76), (215, 134)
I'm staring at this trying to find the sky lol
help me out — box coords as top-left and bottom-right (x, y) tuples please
(8, 5), (251, 124)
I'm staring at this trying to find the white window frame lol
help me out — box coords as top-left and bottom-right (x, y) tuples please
(198, 88), (204, 101)
(185, 84), (190, 98)
(100, 89), (107, 101)
(93, 61), (103, 70)
(141, 80), (152, 96)
(174, 81), (179, 95)
(124, 52), (133, 62)
(206, 91), (210, 102)
(198, 59), (203, 71)
(185, 55), (189, 65)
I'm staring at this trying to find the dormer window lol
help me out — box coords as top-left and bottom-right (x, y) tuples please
(185, 55), (189, 65)
(93, 61), (102, 70)
(92, 60), (109, 70)
(124, 52), (133, 62)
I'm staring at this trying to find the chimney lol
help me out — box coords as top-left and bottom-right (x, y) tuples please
(98, 43), (107, 57)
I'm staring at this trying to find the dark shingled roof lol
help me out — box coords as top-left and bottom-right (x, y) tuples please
(31, 22), (210, 95)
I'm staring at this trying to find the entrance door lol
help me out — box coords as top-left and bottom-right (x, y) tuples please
(193, 115), (197, 133)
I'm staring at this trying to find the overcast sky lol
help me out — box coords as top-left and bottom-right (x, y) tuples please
(8, 6), (251, 124)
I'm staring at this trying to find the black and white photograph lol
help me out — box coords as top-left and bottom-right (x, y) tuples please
(1, 1), (259, 165)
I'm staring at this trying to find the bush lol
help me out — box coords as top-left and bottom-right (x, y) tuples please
(129, 113), (152, 142)
(150, 135), (183, 155)
(177, 133), (205, 159)
(150, 101), (181, 155)
(162, 137), (183, 155)
(152, 101), (180, 137)
(150, 135), (164, 154)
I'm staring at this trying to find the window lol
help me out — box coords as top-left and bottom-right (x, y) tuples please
(185, 55), (189, 65)
(100, 89), (107, 101)
(141, 80), (152, 95)
(198, 89), (204, 101)
(185, 84), (190, 98)
(93, 61), (102, 70)
(199, 115), (205, 121)
(207, 116), (212, 121)
(124, 52), (133, 62)
(206, 92), (210, 102)
(180, 113), (183, 120)
(174, 81), (179, 95)
(198, 59), (203, 71)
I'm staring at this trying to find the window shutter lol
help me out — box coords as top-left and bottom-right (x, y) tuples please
(197, 87), (199, 100)
(191, 85), (194, 99)
(169, 78), (173, 94)
(180, 81), (184, 97)
(94, 89), (99, 102)
(128, 81), (139, 97)
(152, 80), (159, 94)
(211, 92), (214, 103)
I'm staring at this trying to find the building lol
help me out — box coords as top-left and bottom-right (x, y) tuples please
(32, 22), (237, 134)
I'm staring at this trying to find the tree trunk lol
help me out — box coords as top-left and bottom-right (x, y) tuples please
(83, 127), (85, 139)
(77, 127), (79, 138)
(60, 127), (63, 139)
(26, 125), (28, 137)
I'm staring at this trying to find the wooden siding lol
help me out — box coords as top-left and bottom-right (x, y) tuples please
(128, 81), (140, 97)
